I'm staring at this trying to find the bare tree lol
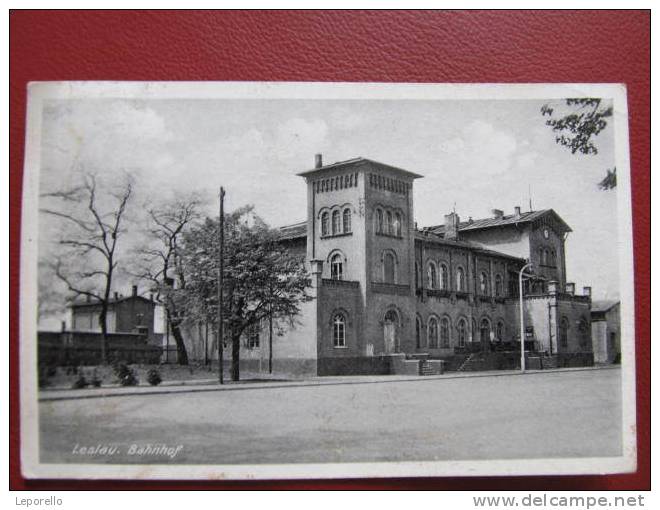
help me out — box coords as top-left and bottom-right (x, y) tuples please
(41, 172), (133, 363)
(132, 195), (203, 365)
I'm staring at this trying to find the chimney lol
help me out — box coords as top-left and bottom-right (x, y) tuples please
(548, 280), (558, 295)
(61, 320), (66, 332)
(113, 291), (119, 300)
(86, 295), (91, 303)
(583, 286), (592, 298)
(565, 282), (575, 295)
(467, 216), (473, 224)
(315, 154), (323, 169)
(132, 285), (138, 297)
(149, 292), (154, 302)
(492, 208), (504, 219)
(444, 212), (460, 240)
(514, 206), (521, 218)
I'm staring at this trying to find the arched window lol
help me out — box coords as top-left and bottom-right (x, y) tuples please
(578, 318), (590, 349)
(496, 320), (505, 341)
(440, 317), (451, 348)
(480, 272), (489, 295)
(376, 209), (384, 234)
(428, 317), (439, 348)
(439, 264), (449, 290)
(457, 318), (467, 347)
(456, 267), (465, 292)
(550, 249), (557, 267)
(480, 318), (491, 343)
(342, 208), (352, 233)
(386, 211), (393, 235)
(330, 253), (343, 280)
(321, 212), (329, 236)
(415, 262), (420, 289)
(383, 251), (396, 284)
(560, 317), (569, 348)
(427, 262), (437, 289)
(495, 274), (503, 297)
(415, 316), (423, 349)
(333, 314), (346, 347)
(539, 248), (545, 265)
(332, 210), (341, 235)
(472, 318), (478, 342)
(394, 212), (402, 237)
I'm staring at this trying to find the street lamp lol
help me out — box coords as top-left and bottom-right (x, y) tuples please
(518, 262), (534, 373)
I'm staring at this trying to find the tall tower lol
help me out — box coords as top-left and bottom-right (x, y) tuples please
(298, 155), (422, 358)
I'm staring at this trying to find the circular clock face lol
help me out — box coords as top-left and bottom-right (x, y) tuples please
(543, 228), (549, 239)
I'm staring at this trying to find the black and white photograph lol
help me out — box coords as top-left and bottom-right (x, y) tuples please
(20, 82), (636, 480)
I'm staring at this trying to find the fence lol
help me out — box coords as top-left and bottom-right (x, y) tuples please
(38, 330), (163, 366)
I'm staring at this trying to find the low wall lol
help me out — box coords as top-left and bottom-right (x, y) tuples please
(317, 356), (392, 376)
(38, 331), (162, 366)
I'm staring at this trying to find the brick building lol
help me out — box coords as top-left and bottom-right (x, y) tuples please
(69, 285), (157, 340)
(187, 155), (595, 376)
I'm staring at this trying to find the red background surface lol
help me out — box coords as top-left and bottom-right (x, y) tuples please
(9, 10), (650, 490)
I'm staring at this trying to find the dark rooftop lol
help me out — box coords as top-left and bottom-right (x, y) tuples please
(278, 221), (307, 241)
(296, 157), (424, 180)
(424, 209), (572, 235)
(591, 300), (620, 313)
(69, 294), (154, 308)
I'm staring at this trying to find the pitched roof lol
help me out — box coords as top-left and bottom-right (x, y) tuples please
(296, 157), (423, 179)
(69, 294), (155, 309)
(425, 209), (572, 235)
(414, 230), (526, 263)
(590, 300), (620, 313)
(278, 221), (307, 241)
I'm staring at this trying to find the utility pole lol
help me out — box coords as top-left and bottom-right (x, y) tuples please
(518, 262), (533, 373)
(218, 187), (225, 384)
(268, 301), (273, 374)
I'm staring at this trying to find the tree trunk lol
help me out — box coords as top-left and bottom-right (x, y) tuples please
(99, 305), (109, 364)
(231, 333), (241, 381)
(166, 307), (188, 365)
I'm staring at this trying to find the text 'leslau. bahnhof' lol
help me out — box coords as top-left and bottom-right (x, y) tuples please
(52, 155), (622, 377)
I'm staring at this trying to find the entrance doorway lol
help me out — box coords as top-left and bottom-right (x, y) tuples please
(384, 310), (399, 354)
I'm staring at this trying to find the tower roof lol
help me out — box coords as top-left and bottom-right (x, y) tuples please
(297, 157), (423, 180)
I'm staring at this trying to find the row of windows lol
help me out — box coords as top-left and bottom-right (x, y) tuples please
(539, 247), (558, 267)
(415, 316), (506, 349)
(374, 208), (403, 237)
(321, 208), (352, 237)
(313, 173), (358, 194)
(417, 262), (506, 297)
(329, 249), (399, 283)
(368, 173), (408, 195)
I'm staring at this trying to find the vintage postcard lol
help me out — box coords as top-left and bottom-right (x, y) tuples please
(20, 82), (636, 480)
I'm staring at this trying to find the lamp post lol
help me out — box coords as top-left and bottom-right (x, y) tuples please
(518, 262), (534, 373)
(218, 187), (225, 384)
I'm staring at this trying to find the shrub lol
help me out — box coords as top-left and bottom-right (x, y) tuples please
(147, 368), (162, 386)
(72, 374), (88, 389)
(90, 369), (102, 388)
(113, 362), (139, 387)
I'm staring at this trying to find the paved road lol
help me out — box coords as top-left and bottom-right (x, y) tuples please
(39, 368), (622, 465)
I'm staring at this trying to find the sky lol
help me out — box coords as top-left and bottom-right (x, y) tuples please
(38, 96), (621, 325)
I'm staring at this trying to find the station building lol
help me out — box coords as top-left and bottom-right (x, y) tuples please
(191, 155), (596, 376)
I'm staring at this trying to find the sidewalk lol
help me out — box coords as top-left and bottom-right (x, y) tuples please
(38, 365), (620, 402)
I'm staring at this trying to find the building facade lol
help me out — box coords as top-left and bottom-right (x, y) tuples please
(591, 300), (621, 364)
(69, 285), (158, 341)
(182, 155), (595, 376)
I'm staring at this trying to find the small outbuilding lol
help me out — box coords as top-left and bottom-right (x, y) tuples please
(590, 300), (621, 364)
